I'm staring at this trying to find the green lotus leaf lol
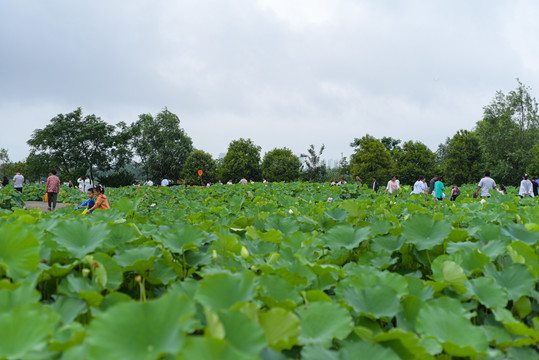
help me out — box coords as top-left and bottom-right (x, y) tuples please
(416, 298), (488, 356)
(454, 247), (490, 276)
(401, 214), (451, 250)
(501, 222), (539, 246)
(373, 328), (435, 360)
(0, 224), (40, 281)
(259, 307), (301, 351)
(51, 296), (88, 324)
(506, 241), (539, 277)
(465, 277), (508, 309)
(301, 344), (340, 360)
(86, 292), (196, 360)
(493, 308), (539, 339)
(195, 271), (256, 311)
(53, 220), (109, 258)
(343, 285), (401, 318)
(218, 309), (267, 356)
(483, 263), (535, 301)
(0, 304), (60, 359)
(176, 337), (254, 360)
(324, 224), (370, 250)
(258, 274), (302, 307)
(113, 245), (158, 273)
(0, 281), (40, 313)
(440, 261), (467, 294)
(154, 224), (206, 253)
(92, 252), (123, 290)
(340, 341), (401, 360)
(297, 301), (353, 346)
(396, 296), (423, 332)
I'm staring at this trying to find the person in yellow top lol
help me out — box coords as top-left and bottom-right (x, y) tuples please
(88, 185), (110, 212)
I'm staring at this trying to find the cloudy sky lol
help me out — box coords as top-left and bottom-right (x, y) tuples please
(1, 1), (538, 165)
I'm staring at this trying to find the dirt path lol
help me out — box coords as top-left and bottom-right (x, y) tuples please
(24, 201), (72, 211)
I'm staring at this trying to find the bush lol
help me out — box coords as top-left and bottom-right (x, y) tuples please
(98, 170), (136, 188)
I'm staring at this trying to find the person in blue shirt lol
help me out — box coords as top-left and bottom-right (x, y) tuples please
(75, 188), (96, 214)
(434, 176), (445, 200)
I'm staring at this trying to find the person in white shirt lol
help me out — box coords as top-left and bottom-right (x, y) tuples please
(519, 174), (534, 198)
(239, 177), (248, 185)
(147, 179), (154, 186)
(227, 180), (233, 185)
(84, 176), (94, 192)
(477, 171), (497, 197)
(77, 177), (84, 192)
(161, 178), (169, 187)
(411, 176), (428, 194)
(13, 172), (24, 192)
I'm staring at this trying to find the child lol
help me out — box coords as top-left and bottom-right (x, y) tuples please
(75, 188), (96, 214)
(88, 185), (110, 212)
(450, 185), (460, 201)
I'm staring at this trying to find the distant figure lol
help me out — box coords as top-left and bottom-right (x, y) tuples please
(217, 180), (223, 184)
(428, 175), (438, 195)
(227, 179), (233, 185)
(411, 176), (427, 194)
(84, 176), (94, 192)
(339, 177), (347, 185)
(450, 185), (461, 201)
(498, 185), (506, 195)
(477, 171), (497, 197)
(146, 179), (154, 186)
(250, 179), (255, 184)
(519, 174), (534, 198)
(2, 176), (8, 187)
(88, 185), (110, 212)
(355, 176), (363, 187)
(78, 177), (84, 192)
(384, 176), (400, 194)
(330, 179), (336, 186)
(46, 169), (61, 211)
(434, 176), (445, 200)
(161, 178), (169, 187)
(372, 177), (379, 192)
(68, 180), (74, 188)
(239, 177), (248, 185)
(532, 177), (539, 196)
(13, 172), (24, 193)
(262, 178), (267, 183)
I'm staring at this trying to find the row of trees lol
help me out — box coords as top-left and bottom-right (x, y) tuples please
(1, 80), (538, 186)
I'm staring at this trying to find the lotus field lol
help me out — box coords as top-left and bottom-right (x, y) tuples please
(0, 183), (538, 359)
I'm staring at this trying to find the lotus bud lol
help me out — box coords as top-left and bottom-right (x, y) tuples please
(212, 250), (217, 262)
(480, 199), (486, 205)
(289, 209), (293, 214)
(241, 246), (250, 259)
(82, 268), (90, 279)
(135, 275), (142, 283)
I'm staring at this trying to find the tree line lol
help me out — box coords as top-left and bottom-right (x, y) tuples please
(1, 79), (538, 187)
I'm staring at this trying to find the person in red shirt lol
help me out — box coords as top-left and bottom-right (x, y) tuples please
(46, 169), (61, 211)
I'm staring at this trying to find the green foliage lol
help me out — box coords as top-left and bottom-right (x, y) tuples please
(350, 134), (392, 182)
(476, 79), (539, 184)
(220, 138), (261, 182)
(392, 141), (435, 185)
(439, 130), (483, 185)
(98, 170), (137, 187)
(182, 150), (217, 185)
(27, 108), (126, 182)
(130, 108), (193, 180)
(300, 144), (327, 182)
(0, 183), (537, 358)
(262, 148), (301, 182)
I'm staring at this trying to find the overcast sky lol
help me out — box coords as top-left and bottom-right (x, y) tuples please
(1, 1), (538, 165)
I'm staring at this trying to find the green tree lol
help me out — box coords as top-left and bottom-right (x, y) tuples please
(440, 130), (483, 185)
(350, 135), (392, 182)
(300, 144), (327, 182)
(381, 137), (402, 155)
(27, 108), (124, 182)
(182, 150), (218, 185)
(262, 148), (301, 182)
(392, 141), (435, 185)
(130, 108), (193, 180)
(220, 138), (261, 182)
(0, 148), (10, 176)
(476, 79), (539, 184)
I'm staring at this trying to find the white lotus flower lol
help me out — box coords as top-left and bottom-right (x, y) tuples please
(327, 197), (333, 202)
(289, 209), (293, 214)
(481, 199), (486, 205)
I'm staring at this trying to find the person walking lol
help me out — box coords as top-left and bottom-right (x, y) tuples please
(519, 174), (534, 198)
(477, 171), (497, 197)
(428, 175), (438, 196)
(411, 176), (427, 194)
(77, 177), (84, 192)
(84, 176), (93, 192)
(435, 176), (445, 200)
(371, 177), (379, 192)
(13, 172), (24, 193)
(46, 169), (61, 211)
(384, 176), (400, 194)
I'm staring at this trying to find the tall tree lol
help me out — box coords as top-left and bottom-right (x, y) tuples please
(392, 141), (435, 185)
(220, 138), (261, 182)
(182, 150), (217, 185)
(300, 144), (327, 182)
(381, 137), (402, 155)
(350, 135), (392, 182)
(0, 148), (10, 176)
(130, 108), (193, 180)
(27, 108), (124, 182)
(262, 148), (301, 182)
(476, 79), (539, 184)
(441, 130), (483, 186)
